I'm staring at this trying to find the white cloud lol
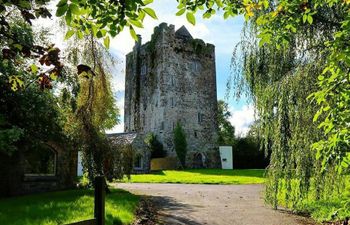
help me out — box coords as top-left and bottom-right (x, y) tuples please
(229, 104), (256, 137)
(106, 123), (124, 134)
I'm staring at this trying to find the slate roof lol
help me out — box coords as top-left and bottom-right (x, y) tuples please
(175, 25), (193, 40)
(107, 132), (138, 145)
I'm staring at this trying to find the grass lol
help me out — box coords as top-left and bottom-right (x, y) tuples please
(121, 169), (266, 184)
(277, 176), (350, 222)
(0, 189), (140, 225)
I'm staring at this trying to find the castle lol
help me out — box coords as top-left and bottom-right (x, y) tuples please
(123, 23), (219, 169)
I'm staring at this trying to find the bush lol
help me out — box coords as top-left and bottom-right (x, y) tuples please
(144, 133), (166, 158)
(232, 137), (269, 169)
(173, 122), (187, 169)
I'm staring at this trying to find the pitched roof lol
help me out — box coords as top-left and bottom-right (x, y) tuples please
(107, 132), (138, 145)
(175, 25), (193, 40)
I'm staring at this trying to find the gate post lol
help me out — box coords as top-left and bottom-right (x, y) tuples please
(94, 176), (105, 225)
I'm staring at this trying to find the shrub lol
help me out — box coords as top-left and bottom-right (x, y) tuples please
(144, 133), (166, 158)
(173, 122), (187, 169)
(232, 136), (269, 169)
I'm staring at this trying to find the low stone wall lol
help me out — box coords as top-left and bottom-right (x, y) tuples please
(151, 157), (178, 170)
(0, 142), (77, 197)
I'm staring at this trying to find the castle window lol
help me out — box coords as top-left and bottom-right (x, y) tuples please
(197, 113), (203, 123)
(171, 77), (174, 86)
(171, 97), (175, 107)
(194, 130), (198, 138)
(191, 61), (200, 72)
(160, 121), (164, 130)
(141, 65), (147, 76)
(134, 154), (143, 169)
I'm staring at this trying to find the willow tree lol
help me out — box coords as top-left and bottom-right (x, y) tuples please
(230, 6), (347, 211)
(59, 31), (119, 184)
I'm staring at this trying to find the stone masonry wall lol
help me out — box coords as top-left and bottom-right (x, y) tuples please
(124, 23), (219, 168)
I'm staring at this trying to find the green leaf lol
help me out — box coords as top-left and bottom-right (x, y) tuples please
(128, 19), (144, 28)
(69, 3), (80, 15)
(186, 12), (196, 25)
(64, 30), (75, 40)
(203, 12), (211, 19)
(56, 4), (68, 17)
(57, 0), (67, 7)
(215, 0), (224, 7)
(76, 30), (83, 39)
(103, 36), (110, 49)
(65, 8), (72, 25)
(176, 8), (186, 16)
(143, 0), (153, 5)
(223, 11), (230, 19)
(30, 64), (38, 74)
(13, 44), (23, 51)
(302, 14), (307, 23)
(307, 15), (313, 24)
(8, 76), (24, 91)
(129, 26), (138, 41)
(143, 7), (157, 19)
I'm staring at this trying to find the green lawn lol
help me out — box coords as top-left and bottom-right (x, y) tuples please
(122, 169), (266, 184)
(0, 189), (140, 225)
(277, 177), (350, 222)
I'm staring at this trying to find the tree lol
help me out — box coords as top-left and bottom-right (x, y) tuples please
(2, 0), (350, 212)
(173, 122), (187, 169)
(0, 17), (67, 156)
(230, 1), (348, 213)
(144, 133), (165, 158)
(217, 100), (235, 146)
(61, 32), (120, 185)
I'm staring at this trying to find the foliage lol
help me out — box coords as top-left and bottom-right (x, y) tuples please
(61, 33), (120, 184)
(0, 189), (140, 225)
(144, 133), (165, 158)
(217, 100), (235, 146)
(233, 136), (269, 169)
(55, 0), (158, 43)
(228, 0), (349, 214)
(105, 143), (134, 181)
(121, 169), (265, 184)
(0, 6), (64, 90)
(277, 177), (350, 222)
(173, 122), (187, 169)
(0, 17), (67, 157)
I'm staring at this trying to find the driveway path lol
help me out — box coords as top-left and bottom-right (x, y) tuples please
(117, 183), (317, 225)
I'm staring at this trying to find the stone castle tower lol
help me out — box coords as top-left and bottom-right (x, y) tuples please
(124, 23), (219, 168)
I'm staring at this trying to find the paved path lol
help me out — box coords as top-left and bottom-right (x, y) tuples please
(117, 183), (317, 225)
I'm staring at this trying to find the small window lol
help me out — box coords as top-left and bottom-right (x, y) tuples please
(160, 121), (164, 130)
(134, 155), (143, 169)
(23, 144), (56, 176)
(171, 77), (174, 86)
(197, 112), (203, 124)
(194, 131), (198, 138)
(171, 97), (175, 108)
(141, 65), (147, 76)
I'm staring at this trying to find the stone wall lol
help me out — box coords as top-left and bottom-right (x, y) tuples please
(124, 23), (219, 168)
(0, 142), (77, 197)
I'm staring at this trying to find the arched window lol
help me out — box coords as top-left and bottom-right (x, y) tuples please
(23, 144), (57, 176)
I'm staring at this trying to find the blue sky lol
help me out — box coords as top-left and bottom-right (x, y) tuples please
(106, 0), (255, 136)
(34, 0), (255, 136)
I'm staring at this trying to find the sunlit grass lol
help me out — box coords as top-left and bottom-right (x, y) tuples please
(121, 169), (266, 184)
(0, 189), (140, 225)
(277, 176), (350, 222)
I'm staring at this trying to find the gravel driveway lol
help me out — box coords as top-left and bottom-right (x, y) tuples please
(117, 183), (317, 225)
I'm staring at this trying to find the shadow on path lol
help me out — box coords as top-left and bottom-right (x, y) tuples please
(151, 195), (203, 225)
